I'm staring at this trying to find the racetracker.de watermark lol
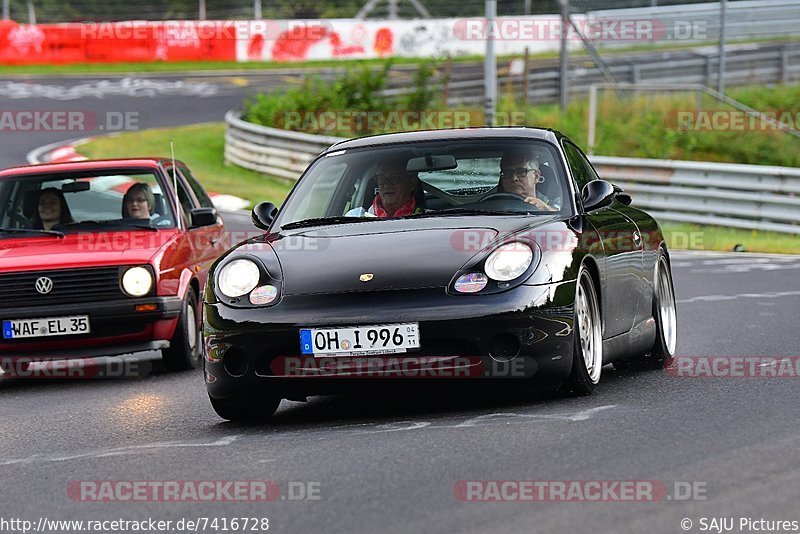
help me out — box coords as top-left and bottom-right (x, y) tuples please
(454, 480), (707, 502)
(270, 356), (533, 378)
(67, 480), (321, 502)
(0, 110), (139, 132)
(666, 110), (800, 132)
(75, 20), (333, 41)
(0, 358), (150, 379)
(452, 17), (707, 42)
(666, 356), (800, 378)
(280, 110), (526, 134)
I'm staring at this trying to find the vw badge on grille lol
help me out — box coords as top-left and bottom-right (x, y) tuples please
(35, 276), (54, 295)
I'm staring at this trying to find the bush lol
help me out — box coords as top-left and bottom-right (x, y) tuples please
(242, 60), (439, 136)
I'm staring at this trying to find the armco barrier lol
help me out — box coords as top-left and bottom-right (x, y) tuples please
(225, 110), (800, 234)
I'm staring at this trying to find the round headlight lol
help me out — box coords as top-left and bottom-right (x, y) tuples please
(121, 266), (153, 297)
(484, 242), (534, 281)
(454, 272), (488, 293)
(217, 258), (260, 298)
(249, 285), (278, 305)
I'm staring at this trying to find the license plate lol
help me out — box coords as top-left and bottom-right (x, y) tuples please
(300, 323), (420, 357)
(2, 315), (90, 339)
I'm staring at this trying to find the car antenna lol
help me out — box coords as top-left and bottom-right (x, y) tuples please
(170, 139), (181, 226)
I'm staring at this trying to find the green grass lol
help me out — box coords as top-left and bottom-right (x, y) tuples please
(78, 123), (293, 207)
(661, 223), (800, 255)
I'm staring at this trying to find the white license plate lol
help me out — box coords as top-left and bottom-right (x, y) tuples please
(2, 315), (90, 339)
(300, 323), (420, 357)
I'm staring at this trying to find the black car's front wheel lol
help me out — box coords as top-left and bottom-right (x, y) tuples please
(209, 395), (281, 422)
(561, 268), (603, 396)
(162, 289), (203, 371)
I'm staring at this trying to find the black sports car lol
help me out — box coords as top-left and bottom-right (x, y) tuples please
(203, 128), (677, 421)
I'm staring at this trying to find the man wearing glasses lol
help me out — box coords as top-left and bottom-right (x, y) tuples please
(347, 157), (423, 218)
(498, 149), (558, 211)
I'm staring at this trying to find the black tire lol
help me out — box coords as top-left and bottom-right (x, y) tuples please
(614, 251), (677, 371)
(162, 289), (203, 371)
(209, 395), (281, 422)
(560, 268), (603, 396)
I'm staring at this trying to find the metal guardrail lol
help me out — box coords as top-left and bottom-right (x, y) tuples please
(225, 111), (800, 234)
(224, 110), (343, 181)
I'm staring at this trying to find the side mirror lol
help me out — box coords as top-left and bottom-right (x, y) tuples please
(252, 202), (277, 230)
(190, 207), (218, 227)
(581, 180), (616, 212)
(612, 183), (632, 206)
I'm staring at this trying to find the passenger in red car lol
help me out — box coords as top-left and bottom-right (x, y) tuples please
(123, 182), (155, 219)
(31, 188), (73, 230)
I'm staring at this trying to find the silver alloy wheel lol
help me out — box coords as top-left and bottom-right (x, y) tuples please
(187, 304), (198, 352)
(576, 274), (602, 384)
(657, 258), (677, 355)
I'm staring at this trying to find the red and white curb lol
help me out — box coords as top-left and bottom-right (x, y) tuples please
(26, 139), (250, 212)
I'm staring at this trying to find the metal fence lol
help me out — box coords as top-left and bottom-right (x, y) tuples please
(436, 42), (800, 105)
(224, 110), (800, 234)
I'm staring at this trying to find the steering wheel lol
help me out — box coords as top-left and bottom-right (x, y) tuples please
(480, 192), (527, 203)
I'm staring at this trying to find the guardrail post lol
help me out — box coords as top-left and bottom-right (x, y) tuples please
(631, 64), (640, 84)
(705, 56), (714, 87)
(780, 46), (790, 84)
(588, 84), (598, 155)
(523, 47), (530, 104)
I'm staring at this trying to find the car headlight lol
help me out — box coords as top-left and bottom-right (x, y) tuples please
(121, 266), (153, 297)
(454, 272), (488, 293)
(217, 258), (260, 298)
(249, 285), (278, 305)
(484, 242), (533, 281)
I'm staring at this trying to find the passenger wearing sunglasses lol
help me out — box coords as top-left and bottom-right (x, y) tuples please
(498, 149), (557, 211)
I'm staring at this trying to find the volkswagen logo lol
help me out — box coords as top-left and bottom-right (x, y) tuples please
(34, 277), (54, 295)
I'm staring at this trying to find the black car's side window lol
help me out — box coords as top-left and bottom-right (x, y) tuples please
(562, 142), (597, 193)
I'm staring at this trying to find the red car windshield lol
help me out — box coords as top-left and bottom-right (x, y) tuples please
(0, 170), (178, 234)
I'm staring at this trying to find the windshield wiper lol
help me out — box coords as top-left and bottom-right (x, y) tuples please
(405, 208), (527, 218)
(55, 220), (158, 232)
(281, 216), (380, 230)
(0, 227), (64, 238)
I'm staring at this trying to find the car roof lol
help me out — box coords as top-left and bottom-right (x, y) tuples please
(0, 158), (186, 178)
(325, 127), (566, 152)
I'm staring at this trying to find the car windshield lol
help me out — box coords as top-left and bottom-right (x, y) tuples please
(0, 169), (178, 236)
(274, 139), (570, 228)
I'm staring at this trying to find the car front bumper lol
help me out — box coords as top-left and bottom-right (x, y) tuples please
(0, 296), (182, 360)
(204, 280), (577, 401)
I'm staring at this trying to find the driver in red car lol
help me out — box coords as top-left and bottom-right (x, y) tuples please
(499, 148), (558, 211)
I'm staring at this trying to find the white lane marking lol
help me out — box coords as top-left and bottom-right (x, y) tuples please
(0, 78), (219, 100)
(452, 405), (617, 428)
(0, 435), (239, 467)
(354, 421), (432, 434)
(690, 263), (800, 274)
(678, 290), (800, 304)
(349, 405), (619, 434)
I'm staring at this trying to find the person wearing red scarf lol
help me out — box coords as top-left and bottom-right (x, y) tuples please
(369, 163), (422, 218)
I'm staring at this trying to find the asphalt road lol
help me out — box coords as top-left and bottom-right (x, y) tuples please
(0, 251), (799, 534)
(2, 59), (800, 534)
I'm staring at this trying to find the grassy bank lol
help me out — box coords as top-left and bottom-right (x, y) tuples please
(78, 123), (293, 207)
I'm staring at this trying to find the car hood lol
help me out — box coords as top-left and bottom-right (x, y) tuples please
(238, 216), (561, 296)
(0, 229), (181, 273)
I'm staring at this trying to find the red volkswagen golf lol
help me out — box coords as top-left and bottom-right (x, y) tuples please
(0, 158), (226, 375)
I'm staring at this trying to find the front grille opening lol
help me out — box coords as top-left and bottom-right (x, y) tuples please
(488, 333), (521, 362)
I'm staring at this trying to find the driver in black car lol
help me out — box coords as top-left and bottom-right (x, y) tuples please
(498, 148), (558, 211)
